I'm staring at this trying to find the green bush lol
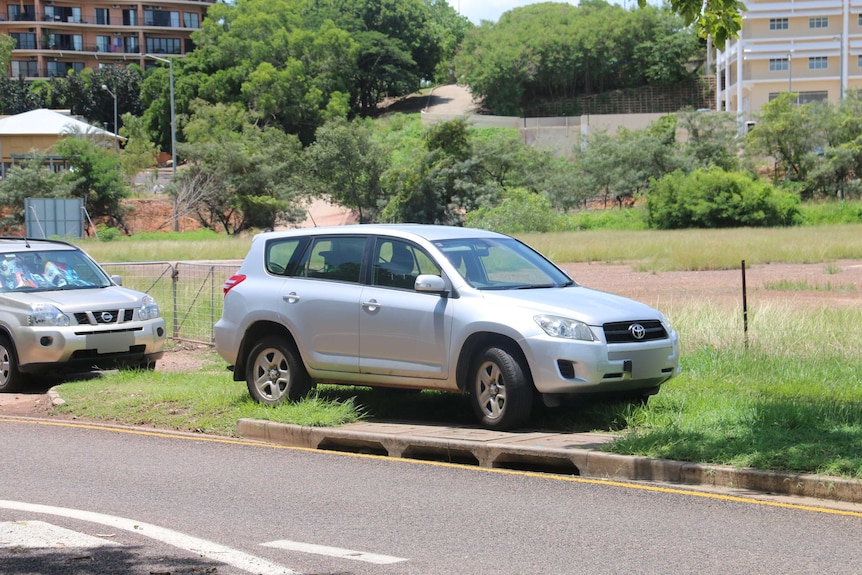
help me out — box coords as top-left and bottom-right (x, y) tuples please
(466, 188), (566, 234)
(798, 200), (862, 225)
(96, 224), (122, 242)
(647, 168), (802, 229)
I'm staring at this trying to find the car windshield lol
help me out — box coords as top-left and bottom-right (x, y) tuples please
(434, 238), (574, 290)
(0, 249), (111, 293)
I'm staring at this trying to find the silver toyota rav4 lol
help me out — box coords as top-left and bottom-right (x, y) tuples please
(215, 224), (679, 430)
(0, 237), (166, 393)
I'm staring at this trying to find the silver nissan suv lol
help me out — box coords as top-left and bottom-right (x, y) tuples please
(215, 224), (679, 430)
(0, 237), (166, 392)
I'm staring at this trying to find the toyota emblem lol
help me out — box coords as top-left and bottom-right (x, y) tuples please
(629, 323), (646, 340)
(100, 311), (114, 323)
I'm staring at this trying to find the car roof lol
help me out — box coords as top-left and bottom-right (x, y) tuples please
(0, 237), (79, 252)
(253, 224), (506, 243)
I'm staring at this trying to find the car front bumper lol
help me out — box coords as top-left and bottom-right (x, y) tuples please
(15, 319), (167, 373)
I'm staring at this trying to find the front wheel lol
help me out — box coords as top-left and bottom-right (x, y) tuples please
(0, 335), (27, 393)
(245, 336), (311, 405)
(470, 346), (533, 430)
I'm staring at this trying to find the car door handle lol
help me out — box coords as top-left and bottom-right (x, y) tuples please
(361, 299), (380, 312)
(283, 292), (300, 304)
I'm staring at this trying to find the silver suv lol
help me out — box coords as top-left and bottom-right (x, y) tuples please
(0, 238), (166, 393)
(215, 225), (679, 430)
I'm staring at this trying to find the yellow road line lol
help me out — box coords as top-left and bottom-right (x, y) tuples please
(5, 417), (862, 519)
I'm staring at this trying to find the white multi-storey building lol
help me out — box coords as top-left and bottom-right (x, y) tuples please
(717, 0), (857, 126)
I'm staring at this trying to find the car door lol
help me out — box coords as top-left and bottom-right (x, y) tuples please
(358, 238), (453, 379)
(280, 235), (367, 374)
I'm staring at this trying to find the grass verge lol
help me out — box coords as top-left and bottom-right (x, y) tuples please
(50, 301), (862, 479)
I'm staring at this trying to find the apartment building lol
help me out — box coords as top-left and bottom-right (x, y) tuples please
(1, 0), (214, 79)
(716, 0), (857, 126)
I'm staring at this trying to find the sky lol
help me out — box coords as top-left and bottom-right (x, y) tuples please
(455, 0), (642, 25)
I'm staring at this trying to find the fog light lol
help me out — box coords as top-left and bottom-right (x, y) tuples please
(40, 336), (53, 346)
(157, 326), (165, 337)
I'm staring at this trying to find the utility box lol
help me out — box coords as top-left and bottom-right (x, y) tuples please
(24, 198), (85, 238)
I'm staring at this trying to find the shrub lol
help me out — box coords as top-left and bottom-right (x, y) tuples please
(466, 188), (566, 234)
(647, 168), (801, 229)
(96, 224), (122, 242)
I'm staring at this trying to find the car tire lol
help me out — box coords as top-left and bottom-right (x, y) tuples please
(245, 336), (311, 405)
(0, 335), (26, 393)
(470, 346), (533, 430)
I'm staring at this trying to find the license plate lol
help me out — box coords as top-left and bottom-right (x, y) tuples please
(87, 332), (134, 354)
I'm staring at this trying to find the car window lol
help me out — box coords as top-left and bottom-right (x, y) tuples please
(265, 238), (304, 276)
(436, 238), (570, 289)
(373, 239), (440, 290)
(298, 236), (366, 283)
(0, 249), (110, 292)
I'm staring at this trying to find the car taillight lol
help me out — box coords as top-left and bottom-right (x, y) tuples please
(223, 274), (246, 296)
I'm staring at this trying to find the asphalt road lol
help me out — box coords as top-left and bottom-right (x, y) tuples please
(2, 418), (861, 574)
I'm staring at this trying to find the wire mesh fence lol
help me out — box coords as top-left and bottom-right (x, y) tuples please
(101, 261), (240, 345)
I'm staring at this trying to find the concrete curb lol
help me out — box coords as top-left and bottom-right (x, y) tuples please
(237, 419), (862, 505)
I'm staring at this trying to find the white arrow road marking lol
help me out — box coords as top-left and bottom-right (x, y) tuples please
(262, 540), (408, 565)
(0, 500), (296, 575)
(0, 520), (122, 549)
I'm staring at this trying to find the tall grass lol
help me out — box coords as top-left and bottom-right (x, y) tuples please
(75, 224), (862, 271)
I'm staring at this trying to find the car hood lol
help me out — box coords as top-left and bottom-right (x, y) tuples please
(3, 286), (144, 310)
(481, 285), (665, 325)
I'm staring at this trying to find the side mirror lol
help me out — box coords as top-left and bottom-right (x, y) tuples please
(111, 274), (123, 286)
(414, 274), (447, 294)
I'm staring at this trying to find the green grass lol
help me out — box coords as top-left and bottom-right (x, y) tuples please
(763, 279), (857, 292)
(49, 300), (862, 479)
(74, 220), (862, 271)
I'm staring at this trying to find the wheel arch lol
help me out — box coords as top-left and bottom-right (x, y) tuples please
(234, 320), (300, 382)
(455, 332), (534, 393)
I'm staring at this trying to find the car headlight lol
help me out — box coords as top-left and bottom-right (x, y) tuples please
(138, 295), (161, 320)
(534, 314), (595, 342)
(29, 303), (70, 327)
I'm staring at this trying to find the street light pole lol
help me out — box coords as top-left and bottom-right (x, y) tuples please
(145, 54), (177, 231)
(100, 84), (119, 155)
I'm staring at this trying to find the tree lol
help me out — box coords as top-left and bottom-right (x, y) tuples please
(118, 113), (160, 185)
(640, 0), (746, 49)
(53, 136), (130, 230)
(677, 109), (741, 171)
(0, 34), (14, 76)
(455, 2), (701, 116)
(174, 101), (306, 234)
(304, 118), (387, 223)
(381, 119), (500, 224)
(0, 154), (72, 230)
(744, 93), (824, 194)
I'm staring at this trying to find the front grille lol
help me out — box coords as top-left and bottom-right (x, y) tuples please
(603, 320), (668, 343)
(74, 309), (134, 325)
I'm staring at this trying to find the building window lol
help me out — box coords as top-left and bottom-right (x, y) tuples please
(94, 8), (110, 25)
(10, 33), (37, 50)
(809, 16), (828, 29)
(10, 60), (38, 77)
(123, 9), (137, 26)
(124, 36), (139, 53)
(7, 5), (36, 22)
(809, 56), (828, 70)
(96, 36), (111, 52)
(769, 58), (789, 71)
(769, 18), (788, 30)
(145, 37), (181, 54)
(145, 10), (180, 27)
(184, 12), (200, 28)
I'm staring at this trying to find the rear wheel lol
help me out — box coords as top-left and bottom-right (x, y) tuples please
(470, 346), (533, 430)
(0, 335), (26, 393)
(245, 336), (312, 405)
